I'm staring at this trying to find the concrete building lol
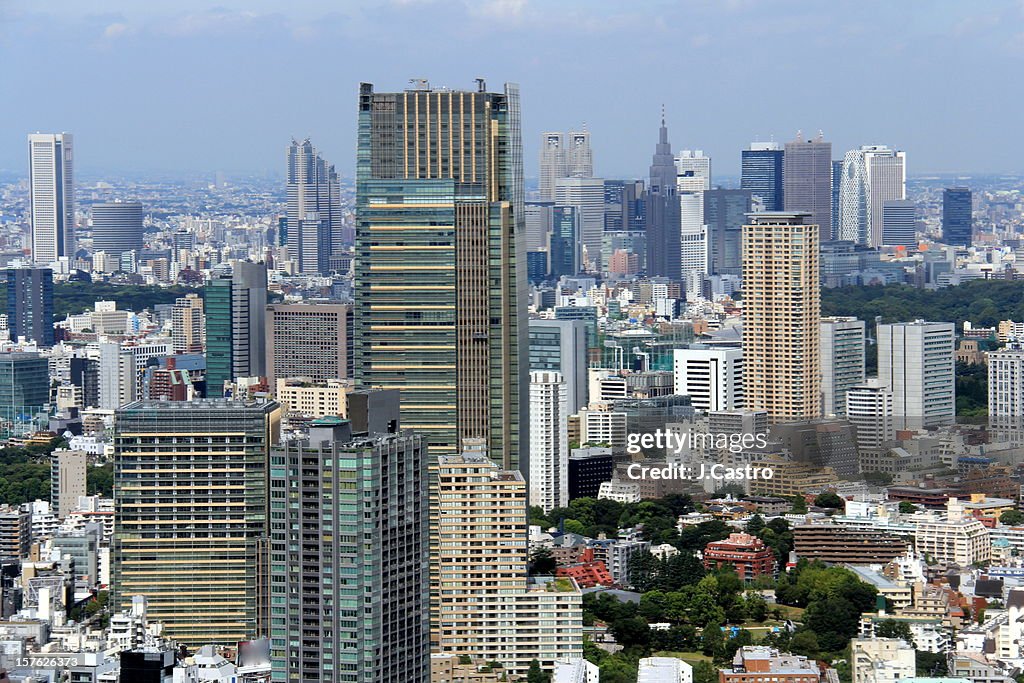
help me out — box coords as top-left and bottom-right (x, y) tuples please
(702, 532), (776, 581)
(720, 646), (826, 683)
(638, 656), (693, 683)
(878, 321), (956, 430)
(266, 302), (351, 387)
(205, 261), (268, 397)
(529, 319), (588, 413)
(539, 131), (593, 202)
(793, 525), (906, 564)
(820, 317), (865, 416)
(50, 449), (87, 520)
(171, 293), (204, 354)
(847, 379), (895, 451)
(269, 397), (429, 682)
(111, 399), (281, 647)
(673, 346), (743, 412)
(914, 498), (991, 567)
(553, 658), (600, 683)
(742, 212), (821, 423)
(988, 343), (1024, 443)
(274, 377), (348, 419)
(28, 132), (75, 262)
(555, 177), (605, 272)
(530, 371), (569, 513)
(851, 638), (916, 683)
(838, 145), (907, 247)
(432, 439), (583, 676)
(0, 505), (30, 560)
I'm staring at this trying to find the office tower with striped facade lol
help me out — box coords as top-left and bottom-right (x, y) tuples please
(783, 131), (831, 241)
(111, 398), (281, 648)
(91, 201), (144, 258)
(742, 212), (821, 423)
(28, 133), (75, 263)
(741, 141), (784, 211)
(354, 80), (526, 470)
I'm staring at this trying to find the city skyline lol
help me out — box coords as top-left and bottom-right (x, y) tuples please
(4, 1), (1024, 177)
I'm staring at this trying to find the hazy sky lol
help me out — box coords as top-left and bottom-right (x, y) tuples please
(2, 0), (1022, 179)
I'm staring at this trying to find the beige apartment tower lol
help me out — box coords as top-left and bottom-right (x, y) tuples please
(431, 439), (582, 676)
(742, 212), (821, 423)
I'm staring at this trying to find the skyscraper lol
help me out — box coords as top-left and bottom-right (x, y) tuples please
(528, 319), (588, 413)
(548, 205), (581, 277)
(942, 187), (973, 247)
(28, 133), (75, 263)
(265, 302), (351, 386)
(838, 145), (906, 247)
(783, 132), (832, 241)
(269, 394), (429, 682)
(0, 352), (49, 437)
(988, 343), (1024, 443)
(882, 199), (916, 248)
(878, 321), (955, 430)
(170, 293), (204, 354)
(5, 268), (54, 346)
(704, 189), (754, 276)
(741, 142), (784, 211)
(205, 262), (268, 397)
(644, 112), (681, 280)
(111, 398), (281, 647)
(538, 130), (593, 201)
(355, 80), (526, 470)
(819, 317), (866, 417)
(91, 201), (144, 257)
(555, 176), (604, 271)
(742, 212), (821, 423)
(286, 138), (343, 275)
(529, 370), (568, 513)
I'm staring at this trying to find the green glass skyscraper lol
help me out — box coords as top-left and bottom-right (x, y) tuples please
(354, 80), (526, 471)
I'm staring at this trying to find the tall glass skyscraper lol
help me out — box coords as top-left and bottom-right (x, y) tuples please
(286, 138), (343, 274)
(354, 80), (526, 470)
(740, 142), (784, 211)
(783, 132), (832, 242)
(28, 133), (75, 263)
(204, 261), (268, 397)
(6, 268), (54, 346)
(942, 187), (973, 247)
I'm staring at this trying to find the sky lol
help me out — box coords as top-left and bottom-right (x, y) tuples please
(2, 0), (1023, 180)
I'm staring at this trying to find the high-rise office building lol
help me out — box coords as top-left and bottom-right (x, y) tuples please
(529, 371), (569, 513)
(942, 187), (973, 247)
(672, 346), (744, 412)
(269, 394), (429, 682)
(525, 201), (554, 252)
(5, 268), (54, 346)
(528, 319), (588, 413)
(0, 352), (49, 436)
(91, 201), (144, 257)
(882, 199), (916, 248)
(549, 205), (581, 277)
(741, 142), (784, 211)
(783, 132), (831, 241)
(878, 321), (956, 430)
(266, 302), (351, 387)
(286, 138), (343, 274)
(604, 179), (644, 232)
(539, 131), (593, 202)
(28, 133), (75, 263)
(644, 113), (681, 280)
(205, 261), (268, 397)
(555, 177), (604, 271)
(819, 317), (866, 417)
(703, 189), (753, 276)
(988, 343), (1024, 443)
(846, 379), (895, 451)
(838, 145), (906, 247)
(355, 81), (526, 469)
(51, 448), (87, 520)
(170, 293), (204, 354)
(111, 398), (281, 647)
(742, 212), (821, 423)
(432, 439), (583, 675)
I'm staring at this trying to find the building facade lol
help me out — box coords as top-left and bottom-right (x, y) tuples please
(819, 317), (866, 417)
(942, 187), (973, 247)
(266, 302), (351, 387)
(91, 201), (144, 257)
(783, 132), (831, 241)
(354, 81), (526, 469)
(741, 142), (784, 212)
(286, 138), (343, 274)
(28, 132), (75, 263)
(205, 261), (268, 397)
(878, 321), (956, 430)
(6, 268), (54, 346)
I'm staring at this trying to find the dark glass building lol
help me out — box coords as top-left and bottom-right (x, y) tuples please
(91, 201), (144, 257)
(942, 187), (973, 247)
(703, 189), (753, 276)
(6, 268), (54, 346)
(568, 447), (614, 499)
(203, 262), (267, 397)
(644, 114), (681, 280)
(740, 144), (784, 211)
(549, 204), (580, 277)
(0, 352), (49, 436)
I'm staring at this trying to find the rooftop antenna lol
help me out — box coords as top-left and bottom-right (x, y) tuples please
(475, 77), (486, 92)
(409, 78), (429, 90)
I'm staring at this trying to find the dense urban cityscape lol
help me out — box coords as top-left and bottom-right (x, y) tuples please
(6, 3), (1024, 683)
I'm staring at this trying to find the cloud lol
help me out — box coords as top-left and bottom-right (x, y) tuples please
(471, 0), (528, 21)
(102, 22), (131, 40)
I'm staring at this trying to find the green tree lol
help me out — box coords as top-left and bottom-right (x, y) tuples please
(898, 501), (917, 514)
(803, 596), (862, 651)
(87, 463), (113, 497)
(814, 492), (844, 509)
(527, 660), (549, 683)
(529, 547), (557, 576)
(875, 619), (915, 647)
(745, 514), (766, 535)
(790, 495), (808, 514)
(1001, 509), (1024, 526)
(693, 661), (719, 683)
(789, 630), (820, 658)
(608, 617), (650, 650)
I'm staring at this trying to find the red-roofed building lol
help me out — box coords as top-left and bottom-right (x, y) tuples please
(703, 532), (777, 581)
(556, 548), (614, 588)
